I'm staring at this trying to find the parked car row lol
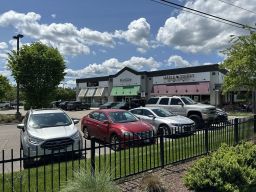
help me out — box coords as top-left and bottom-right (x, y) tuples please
(0, 101), (15, 109)
(51, 101), (90, 111)
(99, 99), (146, 110)
(17, 102), (228, 168)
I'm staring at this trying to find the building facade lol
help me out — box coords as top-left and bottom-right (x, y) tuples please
(76, 64), (227, 106)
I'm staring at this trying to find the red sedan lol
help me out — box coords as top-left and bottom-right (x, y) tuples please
(81, 109), (155, 149)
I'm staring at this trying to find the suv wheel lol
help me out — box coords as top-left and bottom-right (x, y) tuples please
(23, 154), (33, 169)
(189, 114), (204, 129)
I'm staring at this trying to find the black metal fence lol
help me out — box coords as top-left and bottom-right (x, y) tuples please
(0, 116), (255, 191)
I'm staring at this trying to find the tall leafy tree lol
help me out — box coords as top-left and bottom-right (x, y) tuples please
(0, 75), (11, 101)
(54, 87), (76, 101)
(8, 42), (66, 108)
(221, 32), (256, 93)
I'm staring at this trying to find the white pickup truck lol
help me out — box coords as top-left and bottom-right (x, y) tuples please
(146, 96), (216, 129)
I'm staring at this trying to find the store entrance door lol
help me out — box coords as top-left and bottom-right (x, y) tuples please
(125, 97), (132, 103)
(124, 97), (133, 109)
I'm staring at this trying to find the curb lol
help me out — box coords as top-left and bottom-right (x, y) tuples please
(0, 122), (19, 126)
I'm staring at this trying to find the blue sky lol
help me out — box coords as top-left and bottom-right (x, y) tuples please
(0, 0), (255, 86)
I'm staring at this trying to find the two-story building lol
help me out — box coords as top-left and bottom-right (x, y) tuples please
(76, 64), (227, 106)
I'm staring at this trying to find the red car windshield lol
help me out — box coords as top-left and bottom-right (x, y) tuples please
(109, 111), (138, 123)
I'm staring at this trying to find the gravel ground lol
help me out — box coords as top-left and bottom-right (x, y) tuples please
(118, 160), (195, 192)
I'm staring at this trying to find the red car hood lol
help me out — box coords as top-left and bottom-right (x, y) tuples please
(113, 120), (153, 133)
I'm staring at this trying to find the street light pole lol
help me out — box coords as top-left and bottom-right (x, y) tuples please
(13, 34), (23, 119)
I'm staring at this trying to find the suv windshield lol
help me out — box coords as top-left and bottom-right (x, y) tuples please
(114, 102), (126, 107)
(109, 111), (138, 123)
(103, 102), (117, 106)
(147, 98), (159, 104)
(28, 112), (72, 128)
(181, 97), (197, 105)
(151, 108), (175, 117)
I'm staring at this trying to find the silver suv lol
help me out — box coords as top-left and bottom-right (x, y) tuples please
(17, 109), (83, 167)
(146, 96), (216, 129)
(130, 107), (195, 135)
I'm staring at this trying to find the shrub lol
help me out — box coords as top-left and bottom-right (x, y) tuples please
(141, 174), (166, 192)
(183, 142), (256, 192)
(0, 114), (16, 123)
(61, 170), (120, 192)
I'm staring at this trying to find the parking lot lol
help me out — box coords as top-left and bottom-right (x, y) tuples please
(0, 108), (96, 156)
(0, 107), (247, 174)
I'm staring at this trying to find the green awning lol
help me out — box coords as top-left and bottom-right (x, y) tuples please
(111, 86), (140, 96)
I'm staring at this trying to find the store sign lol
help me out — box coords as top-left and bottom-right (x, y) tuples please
(113, 70), (141, 86)
(120, 78), (132, 82)
(163, 74), (195, 81)
(153, 72), (210, 84)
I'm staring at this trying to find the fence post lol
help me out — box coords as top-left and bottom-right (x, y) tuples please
(91, 137), (95, 177)
(254, 115), (256, 133)
(159, 127), (164, 168)
(204, 125), (209, 154)
(234, 118), (239, 144)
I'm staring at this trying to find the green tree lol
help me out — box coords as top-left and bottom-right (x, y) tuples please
(221, 32), (256, 93)
(0, 75), (12, 101)
(4, 86), (16, 101)
(7, 42), (66, 108)
(54, 87), (76, 101)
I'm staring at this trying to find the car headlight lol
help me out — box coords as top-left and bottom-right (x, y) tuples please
(202, 109), (209, 113)
(27, 135), (44, 145)
(71, 131), (81, 140)
(170, 123), (180, 127)
(122, 131), (134, 137)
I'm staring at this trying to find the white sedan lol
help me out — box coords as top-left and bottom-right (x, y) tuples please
(130, 107), (195, 136)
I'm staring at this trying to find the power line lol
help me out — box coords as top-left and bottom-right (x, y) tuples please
(153, 0), (256, 31)
(151, 0), (245, 30)
(217, 0), (256, 15)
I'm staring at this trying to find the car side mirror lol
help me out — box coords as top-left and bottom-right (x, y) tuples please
(17, 124), (25, 130)
(178, 102), (184, 106)
(148, 115), (156, 119)
(72, 118), (80, 125)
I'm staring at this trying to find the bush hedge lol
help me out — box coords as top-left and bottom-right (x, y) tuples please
(0, 114), (17, 123)
(184, 142), (256, 192)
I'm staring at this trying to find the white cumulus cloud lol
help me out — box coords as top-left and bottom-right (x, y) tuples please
(114, 18), (151, 52)
(0, 11), (153, 56)
(0, 42), (8, 49)
(65, 56), (160, 78)
(156, 0), (256, 53)
(168, 55), (191, 68)
(0, 10), (115, 56)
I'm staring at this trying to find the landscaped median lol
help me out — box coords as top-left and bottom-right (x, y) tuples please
(0, 114), (20, 124)
(0, 117), (255, 191)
